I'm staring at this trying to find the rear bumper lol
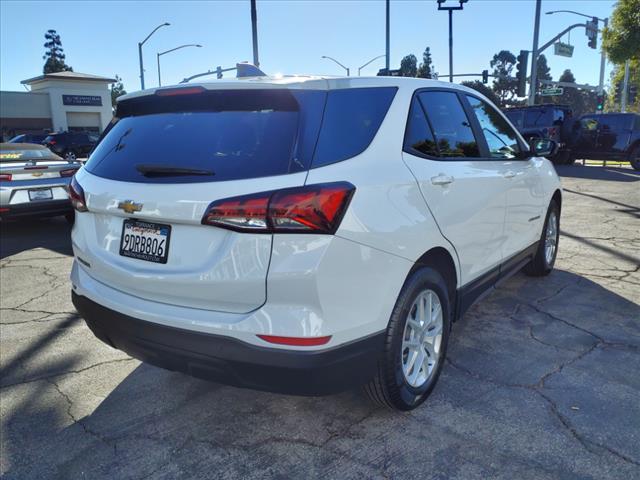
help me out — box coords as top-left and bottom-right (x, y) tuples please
(72, 292), (385, 396)
(0, 199), (72, 218)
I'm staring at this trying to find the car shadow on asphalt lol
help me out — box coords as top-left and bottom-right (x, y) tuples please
(2, 270), (639, 478)
(0, 217), (72, 259)
(555, 164), (640, 183)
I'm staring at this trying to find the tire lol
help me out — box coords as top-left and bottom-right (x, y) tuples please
(629, 146), (640, 171)
(524, 200), (560, 277)
(64, 150), (77, 161)
(551, 150), (570, 165)
(365, 267), (452, 411)
(64, 212), (75, 224)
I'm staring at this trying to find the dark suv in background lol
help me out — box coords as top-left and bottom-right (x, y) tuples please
(504, 104), (574, 164)
(571, 113), (640, 170)
(7, 133), (49, 144)
(42, 131), (98, 160)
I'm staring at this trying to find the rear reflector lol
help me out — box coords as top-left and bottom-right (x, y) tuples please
(0, 208), (9, 213)
(156, 86), (206, 97)
(0, 174), (11, 181)
(69, 177), (88, 212)
(60, 168), (79, 178)
(257, 335), (332, 346)
(202, 182), (355, 234)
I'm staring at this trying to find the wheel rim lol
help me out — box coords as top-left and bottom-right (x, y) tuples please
(65, 151), (76, 160)
(545, 211), (558, 265)
(401, 289), (443, 388)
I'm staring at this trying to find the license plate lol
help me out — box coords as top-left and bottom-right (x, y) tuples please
(119, 219), (171, 264)
(28, 189), (53, 201)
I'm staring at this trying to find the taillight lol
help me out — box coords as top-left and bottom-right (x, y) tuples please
(60, 168), (79, 178)
(69, 177), (88, 212)
(202, 182), (355, 234)
(0, 174), (11, 181)
(156, 86), (206, 97)
(48, 140), (57, 145)
(257, 334), (332, 346)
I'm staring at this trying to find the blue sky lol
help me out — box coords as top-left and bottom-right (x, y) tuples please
(0, 0), (615, 92)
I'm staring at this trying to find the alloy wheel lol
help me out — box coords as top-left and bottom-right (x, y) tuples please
(401, 289), (444, 388)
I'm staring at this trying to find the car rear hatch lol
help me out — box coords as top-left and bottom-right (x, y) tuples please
(72, 84), (327, 314)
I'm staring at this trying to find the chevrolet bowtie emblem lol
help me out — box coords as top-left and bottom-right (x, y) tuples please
(117, 200), (143, 214)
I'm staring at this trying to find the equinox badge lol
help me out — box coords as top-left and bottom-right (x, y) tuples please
(117, 200), (143, 214)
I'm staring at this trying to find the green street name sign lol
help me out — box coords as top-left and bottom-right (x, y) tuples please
(541, 87), (564, 96)
(554, 42), (574, 58)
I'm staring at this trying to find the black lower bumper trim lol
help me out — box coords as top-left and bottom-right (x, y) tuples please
(72, 292), (384, 396)
(1, 199), (72, 219)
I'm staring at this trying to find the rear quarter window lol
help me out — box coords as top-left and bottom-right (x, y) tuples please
(311, 87), (397, 168)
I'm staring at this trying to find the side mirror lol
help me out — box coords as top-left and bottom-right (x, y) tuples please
(529, 138), (557, 157)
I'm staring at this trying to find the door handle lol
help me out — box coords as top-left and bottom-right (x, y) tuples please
(503, 170), (516, 179)
(431, 174), (454, 186)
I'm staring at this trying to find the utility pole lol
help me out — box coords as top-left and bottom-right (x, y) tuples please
(251, 0), (260, 67)
(621, 60), (630, 112)
(385, 0), (390, 72)
(528, 0), (542, 105)
(138, 23), (170, 90)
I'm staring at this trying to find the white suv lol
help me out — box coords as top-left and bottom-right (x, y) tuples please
(70, 76), (561, 410)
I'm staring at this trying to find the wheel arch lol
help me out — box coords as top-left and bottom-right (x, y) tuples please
(410, 246), (458, 316)
(552, 189), (562, 213)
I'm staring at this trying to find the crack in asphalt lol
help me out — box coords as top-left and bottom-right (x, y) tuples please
(1, 357), (135, 389)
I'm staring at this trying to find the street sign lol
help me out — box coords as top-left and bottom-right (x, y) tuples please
(541, 87), (564, 96)
(554, 42), (574, 58)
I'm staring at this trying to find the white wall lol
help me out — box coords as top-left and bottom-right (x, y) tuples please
(28, 79), (113, 132)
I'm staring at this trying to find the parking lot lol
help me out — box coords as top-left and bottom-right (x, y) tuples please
(1, 165), (638, 479)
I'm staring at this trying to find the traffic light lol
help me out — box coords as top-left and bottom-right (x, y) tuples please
(482, 69), (489, 84)
(586, 17), (598, 49)
(516, 50), (528, 97)
(629, 84), (638, 104)
(614, 82), (623, 103)
(596, 93), (605, 111)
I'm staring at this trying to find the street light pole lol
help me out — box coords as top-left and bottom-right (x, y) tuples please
(138, 22), (170, 90)
(358, 55), (386, 76)
(385, 0), (390, 72)
(157, 44), (202, 87)
(528, 0), (542, 106)
(437, 0), (468, 83)
(321, 55), (350, 76)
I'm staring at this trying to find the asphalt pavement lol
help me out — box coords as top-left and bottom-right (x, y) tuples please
(1, 164), (639, 479)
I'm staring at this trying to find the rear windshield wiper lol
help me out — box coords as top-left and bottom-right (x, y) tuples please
(135, 164), (215, 177)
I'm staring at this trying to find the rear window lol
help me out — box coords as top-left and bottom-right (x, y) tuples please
(0, 148), (57, 162)
(524, 109), (553, 128)
(504, 111), (524, 128)
(86, 89), (325, 183)
(85, 87), (396, 183)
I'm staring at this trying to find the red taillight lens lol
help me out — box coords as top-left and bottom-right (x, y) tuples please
(257, 334), (332, 346)
(201, 182), (355, 234)
(49, 140), (56, 145)
(60, 168), (79, 178)
(0, 174), (12, 181)
(69, 177), (88, 212)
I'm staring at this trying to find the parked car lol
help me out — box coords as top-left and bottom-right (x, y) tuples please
(0, 143), (82, 222)
(503, 104), (574, 164)
(42, 131), (98, 161)
(570, 113), (640, 170)
(8, 133), (48, 144)
(70, 77), (561, 410)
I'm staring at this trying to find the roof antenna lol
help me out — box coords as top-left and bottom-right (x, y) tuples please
(236, 62), (266, 78)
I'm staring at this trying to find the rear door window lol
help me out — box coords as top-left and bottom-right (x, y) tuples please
(404, 97), (438, 157)
(312, 87), (397, 167)
(465, 95), (522, 159)
(417, 91), (480, 158)
(85, 89), (325, 183)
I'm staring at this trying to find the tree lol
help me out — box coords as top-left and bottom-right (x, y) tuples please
(490, 50), (519, 107)
(42, 29), (73, 74)
(417, 47), (435, 79)
(399, 54), (418, 77)
(461, 80), (502, 106)
(536, 54), (552, 82)
(607, 59), (640, 112)
(602, 0), (640, 64)
(111, 75), (127, 107)
(551, 69), (592, 116)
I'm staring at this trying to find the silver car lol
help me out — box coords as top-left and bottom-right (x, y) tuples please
(0, 143), (81, 222)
